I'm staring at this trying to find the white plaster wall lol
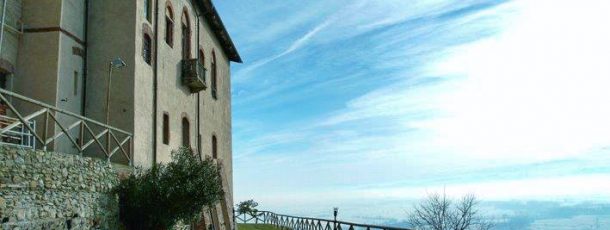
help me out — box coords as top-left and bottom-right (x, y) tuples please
(154, 0), (199, 164)
(0, 0), (22, 68)
(132, 0), (156, 168)
(85, 0), (137, 162)
(53, 32), (85, 154)
(53, 0), (86, 154)
(13, 0), (62, 150)
(197, 7), (234, 229)
(155, 1), (234, 227)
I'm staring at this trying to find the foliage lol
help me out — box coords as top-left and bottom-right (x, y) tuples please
(408, 192), (493, 230)
(114, 147), (224, 230)
(236, 199), (259, 216)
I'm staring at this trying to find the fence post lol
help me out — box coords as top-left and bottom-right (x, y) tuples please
(79, 121), (84, 156)
(106, 131), (111, 162)
(233, 209), (236, 230)
(42, 110), (49, 151)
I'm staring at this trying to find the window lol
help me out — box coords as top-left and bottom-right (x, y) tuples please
(199, 49), (205, 66)
(165, 5), (174, 47)
(182, 117), (190, 147)
(73, 71), (79, 95)
(212, 135), (217, 159)
(144, 0), (152, 22)
(0, 72), (6, 89)
(163, 113), (170, 145)
(181, 10), (191, 59)
(211, 51), (217, 99)
(143, 34), (152, 64)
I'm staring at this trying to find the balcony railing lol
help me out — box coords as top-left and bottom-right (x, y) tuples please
(234, 211), (413, 230)
(0, 115), (36, 149)
(182, 59), (207, 93)
(0, 88), (133, 165)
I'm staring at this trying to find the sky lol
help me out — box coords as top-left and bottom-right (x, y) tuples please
(214, 0), (610, 218)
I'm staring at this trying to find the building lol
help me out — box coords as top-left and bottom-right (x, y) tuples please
(0, 0), (240, 229)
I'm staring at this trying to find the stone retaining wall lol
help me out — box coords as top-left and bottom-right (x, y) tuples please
(0, 146), (122, 229)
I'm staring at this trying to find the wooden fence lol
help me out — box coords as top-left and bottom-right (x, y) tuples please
(0, 88), (133, 165)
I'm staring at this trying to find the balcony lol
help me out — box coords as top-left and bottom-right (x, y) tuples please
(182, 59), (207, 93)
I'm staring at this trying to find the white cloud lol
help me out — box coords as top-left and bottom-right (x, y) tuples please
(232, 0), (610, 206)
(415, 0), (610, 161)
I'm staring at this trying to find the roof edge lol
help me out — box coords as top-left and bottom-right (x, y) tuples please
(195, 0), (242, 63)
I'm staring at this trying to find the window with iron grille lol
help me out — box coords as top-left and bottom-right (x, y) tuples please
(144, 0), (152, 22)
(181, 11), (191, 60)
(165, 6), (174, 47)
(182, 117), (190, 147)
(143, 34), (152, 65)
(212, 135), (218, 159)
(211, 51), (217, 99)
(163, 113), (170, 145)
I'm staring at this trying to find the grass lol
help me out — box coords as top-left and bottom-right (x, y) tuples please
(237, 223), (282, 230)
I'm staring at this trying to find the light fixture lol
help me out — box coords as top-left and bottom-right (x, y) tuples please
(111, 57), (127, 69)
(333, 207), (339, 230)
(106, 57), (126, 124)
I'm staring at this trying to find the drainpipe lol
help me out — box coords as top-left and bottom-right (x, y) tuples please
(152, 0), (160, 165)
(195, 6), (202, 160)
(0, 0), (8, 56)
(82, 0), (89, 116)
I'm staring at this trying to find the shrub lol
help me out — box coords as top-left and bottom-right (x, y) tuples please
(236, 200), (259, 216)
(114, 147), (224, 230)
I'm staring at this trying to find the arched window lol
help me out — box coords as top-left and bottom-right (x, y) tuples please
(181, 10), (191, 59)
(144, 0), (152, 22)
(165, 4), (174, 47)
(162, 113), (170, 145)
(143, 34), (152, 64)
(182, 117), (190, 147)
(199, 49), (205, 66)
(212, 135), (218, 159)
(211, 51), (217, 99)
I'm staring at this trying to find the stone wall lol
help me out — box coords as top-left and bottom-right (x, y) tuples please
(0, 146), (121, 229)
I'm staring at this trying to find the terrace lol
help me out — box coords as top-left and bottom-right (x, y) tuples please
(0, 88), (133, 165)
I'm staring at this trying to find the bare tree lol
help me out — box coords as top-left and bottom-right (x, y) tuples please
(408, 192), (493, 230)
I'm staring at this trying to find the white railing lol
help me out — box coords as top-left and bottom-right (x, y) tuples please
(0, 114), (36, 149)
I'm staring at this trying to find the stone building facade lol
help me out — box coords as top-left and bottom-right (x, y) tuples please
(0, 0), (240, 229)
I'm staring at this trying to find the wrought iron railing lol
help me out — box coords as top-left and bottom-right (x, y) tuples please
(182, 58), (207, 93)
(0, 88), (133, 165)
(234, 211), (413, 230)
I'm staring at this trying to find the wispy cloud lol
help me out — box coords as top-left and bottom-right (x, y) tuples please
(216, 0), (610, 208)
(233, 18), (334, 83)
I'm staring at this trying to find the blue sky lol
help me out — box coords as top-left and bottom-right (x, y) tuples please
(215, 0), (610, 213)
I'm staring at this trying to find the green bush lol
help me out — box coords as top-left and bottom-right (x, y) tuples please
(114, 147), (224, 230)
(236, 199), (259, 216)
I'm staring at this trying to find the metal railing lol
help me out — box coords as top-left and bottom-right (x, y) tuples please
(182, 58), (207, 93)
(0, 88), (133, 165)
(234, 211), (413, 230)
(0, 114), (36, 148)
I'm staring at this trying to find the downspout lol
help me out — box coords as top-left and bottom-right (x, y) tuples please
(152, 0), (160, 165)
(0, 0), (8, 56)
(82, 0), (89, 115)
(195, 6), (201, 160)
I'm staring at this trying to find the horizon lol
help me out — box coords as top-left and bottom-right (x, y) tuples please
(216, 0), (610, 227)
